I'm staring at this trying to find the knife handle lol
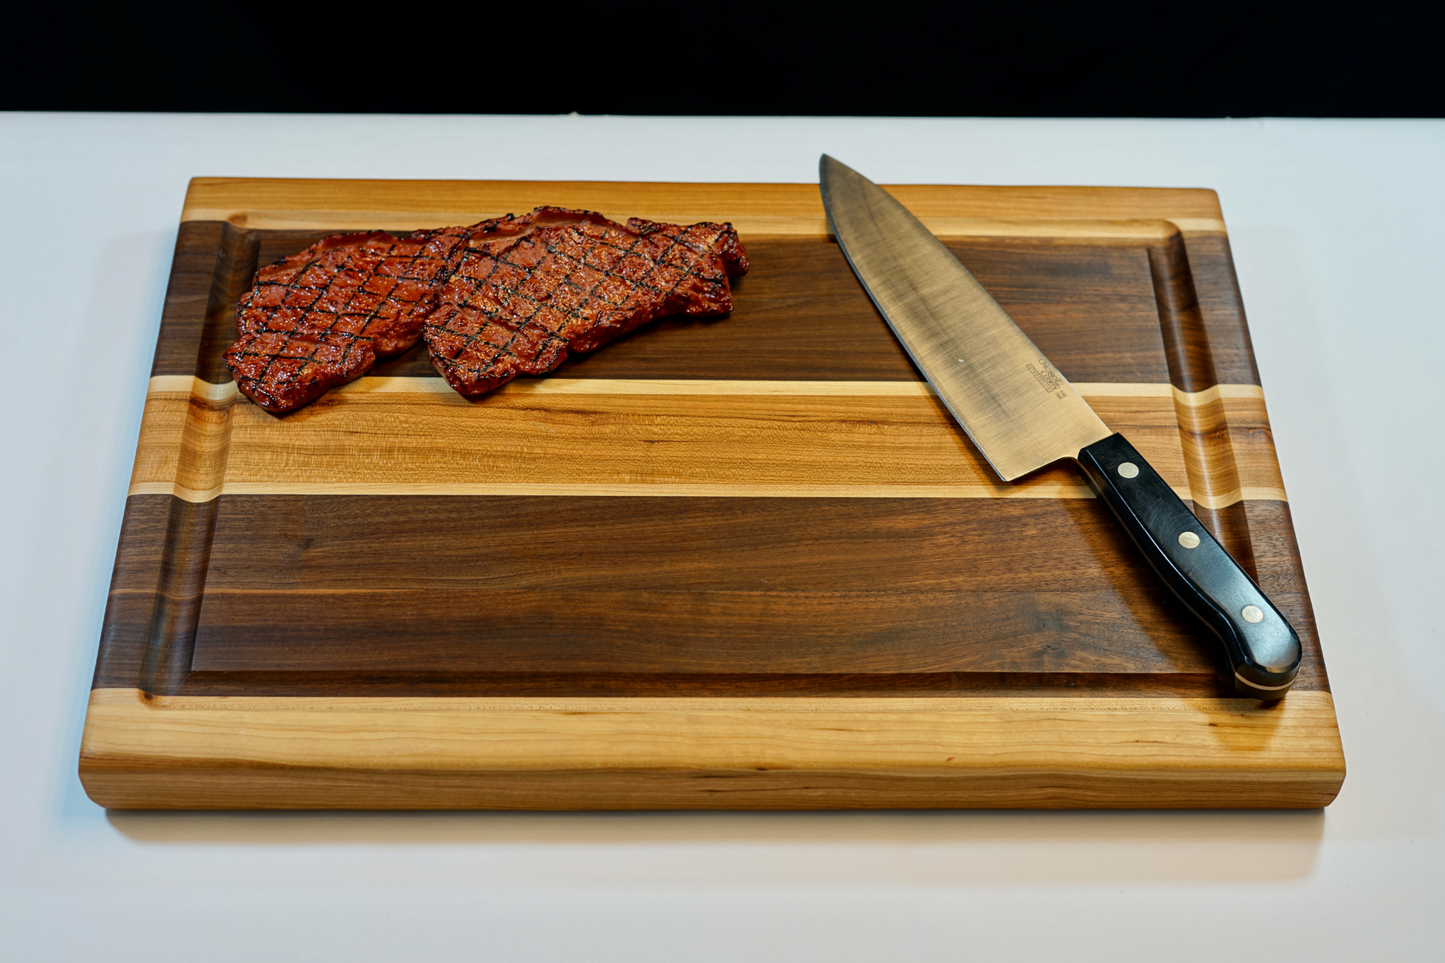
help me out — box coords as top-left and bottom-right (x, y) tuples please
(1076, 433), (1301, 699)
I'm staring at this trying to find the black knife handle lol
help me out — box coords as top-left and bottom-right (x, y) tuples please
(1076, 433), (1301, 699)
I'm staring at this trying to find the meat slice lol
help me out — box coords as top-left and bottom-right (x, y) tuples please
(223, 329), (376, 414)
(224, 226), (470, 413)
(423, 207), (749, 397)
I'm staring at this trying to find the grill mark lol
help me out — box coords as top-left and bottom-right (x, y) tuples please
(223, 209), (748, 413)
(424, 211), (748, 397)
(224, 226), (470, 413)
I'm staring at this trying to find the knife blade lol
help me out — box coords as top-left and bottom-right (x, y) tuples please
(820, 155), (1301, 699)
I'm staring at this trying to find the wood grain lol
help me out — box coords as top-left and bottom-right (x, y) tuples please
(126, 376), (1283, 505)
(164, 232), (1196, 388)
(82, 177), (1343, 809)
(180, 177), (1227, 236)
(89, 493), (1327, 698)
(79, 687), (1344, 809)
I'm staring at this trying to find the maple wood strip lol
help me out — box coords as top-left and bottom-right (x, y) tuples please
(1071, 382), (1267, 406)
(149, 375), (946, 398)
(80, 767), (1340, 810)
(198, 481), (1101, 499)
(101, 688), (1326, 714)
(78, 687), (1344, 809)
(130, 380), (233, 503)
(129, 386), (1187, 499)
(128, 379), (1284, 505)
(1175, 390), (1287, 511)
(148, 375), (1265, 402)
(179, 178), (1227, 232)
(1178, 383), (1267, 405)
(129, 480), (1287, 504)
(196, 212), (1216, 240)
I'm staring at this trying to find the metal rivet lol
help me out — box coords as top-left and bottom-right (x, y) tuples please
(1117, 462), (1139, 479)
(1242, 605), (1264, 624)
(1178, 531), (1200, 549)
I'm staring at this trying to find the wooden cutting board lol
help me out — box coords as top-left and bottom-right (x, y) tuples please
(78, 178), (1345, 809)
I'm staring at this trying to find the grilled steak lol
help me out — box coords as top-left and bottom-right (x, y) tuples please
(224, 226), (470, 413)
(423, 207), (749, 396)
(223, 208), (749, 412)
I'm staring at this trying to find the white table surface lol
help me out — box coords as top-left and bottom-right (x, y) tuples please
(2, 113), (1442, 961)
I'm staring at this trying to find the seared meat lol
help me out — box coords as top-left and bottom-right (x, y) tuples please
(223, 329), (374, 414)
(423, 207), (749, 396)
(222, 208), (749, 412)
(224, 226), (470, 413)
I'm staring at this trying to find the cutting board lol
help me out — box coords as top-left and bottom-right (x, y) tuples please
(79, 178), (1345, 809)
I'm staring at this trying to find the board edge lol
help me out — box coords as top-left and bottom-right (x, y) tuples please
(79, 688), (1345, 810)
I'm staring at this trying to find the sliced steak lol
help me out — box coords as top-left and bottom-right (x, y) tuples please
(224, 226), (470, 413)
(423, 207), (749, 397)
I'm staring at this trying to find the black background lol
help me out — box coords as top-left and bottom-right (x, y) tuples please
(8, 1), (1440, 116)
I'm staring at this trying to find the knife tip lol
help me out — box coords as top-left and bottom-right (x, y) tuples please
(819, 154), (848, 188)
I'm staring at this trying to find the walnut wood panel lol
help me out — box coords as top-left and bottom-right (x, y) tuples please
(160, 232), (1197, 387)
(82, 178), (1343, 809)
(90, 493), (1326, 697)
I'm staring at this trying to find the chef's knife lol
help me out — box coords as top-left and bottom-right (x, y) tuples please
(819, 155), (1301, 699)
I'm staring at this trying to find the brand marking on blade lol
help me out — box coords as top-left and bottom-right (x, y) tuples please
(1026, 360), (1068, 399)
